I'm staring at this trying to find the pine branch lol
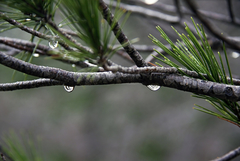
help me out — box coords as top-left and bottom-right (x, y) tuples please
(0, 51), (142, 86)
(185, 0), (240, 51)
(0, 12), (72, 50)
(211, 146), (240, 161)
(0, 37), (51, 55)
(1, 51), (240, 102)
(105, 65), (240, 85)
(145, 37), (225, 64)
(108, 1), (240, 26)
(105, 0), (179, 23)
(0, 78), (62, 91)
(227, 0), (234, 23)
(0, 37), (93, 68)
(99, 0), (148, 67)
(0, 44), (20, 56)
(47, 20), (92, 53)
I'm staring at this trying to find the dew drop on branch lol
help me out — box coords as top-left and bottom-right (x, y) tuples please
(147, 85), (161, 91)
(64, 85), (75, 93)
(49, 40), (58, 49)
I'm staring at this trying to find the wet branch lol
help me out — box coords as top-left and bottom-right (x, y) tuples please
(47, 20), (92, 53)
(1, 51), (240, 102)
(211, 146), (240, 161)
(0, 37), (93, 68)
(99, 0), (148, 67)
(0, 12), (72, 50)
(0, 37), (51, 55)
(0, 78), (63, 91)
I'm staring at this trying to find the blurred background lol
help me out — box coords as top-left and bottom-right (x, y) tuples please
(0, 0), (240, 161)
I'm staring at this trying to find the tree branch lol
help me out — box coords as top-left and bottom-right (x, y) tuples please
(105, 0), (179, 23)
(145, 37), (224, 63)
(1, 51), (240, 102)
(0, 12), (72, 50)
(185, 0), (240, 51)
(227, 0), (234, 23)
(47, 20), (92, 53)
(0, 78), (63, 91)
(0, 37), (94, 68)
(108, 1), (240, 26)
(0, 51), (142, 86)
(0, 44), (20, 56)
(0, 37), (51, 55)
(99, 0), (148, 67)
(211, 146), (240, 161)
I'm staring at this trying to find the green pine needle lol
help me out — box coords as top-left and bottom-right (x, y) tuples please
(150, 17), (240, 127)
(2, 130), (43, 161)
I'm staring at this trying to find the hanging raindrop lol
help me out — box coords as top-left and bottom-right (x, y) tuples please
(64, 85), (75, 93)
(142, 0), (158, 5)
(147, 85), (161, 91)
(49, 40), (58, 49)
(231, 52), (240, 59)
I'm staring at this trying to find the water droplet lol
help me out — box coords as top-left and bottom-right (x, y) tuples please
(147, 85), (161, 91)
(58, 23), (63, 27)
(33, 53), (39, 57)
(231, 52), (240, 59)
(72, 64), (76, 68)
(142, 0), (158, 5)
(64, 85), (75, 93)
(25, 18), (31, 21)
(49, 40), (58, 49)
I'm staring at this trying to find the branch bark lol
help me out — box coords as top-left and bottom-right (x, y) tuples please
(1, 51), (240, 102)
(99, 0), (148, 67)
(211, 146), (240, 161)
(0, 78), (63, 91)
(0, 12), (72, 50)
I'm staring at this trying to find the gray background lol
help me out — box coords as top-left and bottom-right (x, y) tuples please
(0, 0), (240, 161)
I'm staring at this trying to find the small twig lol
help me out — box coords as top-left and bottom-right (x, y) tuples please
(0, 12), (72, 50)
(109, 1), (240, 26)
(99, 0), (148, 67)
(47, 20), (92, 53)
(211, 146), (240, 161)
(0, 44), (20, 56)
(227, 0), (234, 23)
(174, 0), (182, 20)
(105, 0), (179, 23)
(155, 1), (240, 26)
(0, 78), (62, 91)
(59, 28), (78, 37)
(185, 0), (240, 51)
(0, 37), (51, 55)
(0, 37), (95, 68)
